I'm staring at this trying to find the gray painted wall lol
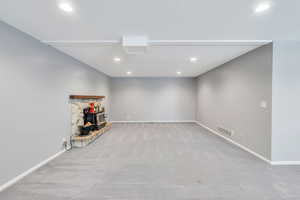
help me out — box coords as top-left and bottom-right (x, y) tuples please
(110, 78), (196, 121)
(0, 21), (111, 186)
(1, 16), (298, 189)
(272, 41), (300, 161)
(196, 44), (273, 160)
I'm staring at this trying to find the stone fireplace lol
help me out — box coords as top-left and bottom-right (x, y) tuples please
(69, 95), (111, 147)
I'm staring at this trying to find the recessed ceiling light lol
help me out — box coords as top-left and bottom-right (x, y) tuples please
(113, 57), (121, 63)
(59, 3), (74, 13)
(177, 71), (182, 75)
(127, 71), (132, 75)
(190, 57), (198, 63)
(255, 2), (271, 13)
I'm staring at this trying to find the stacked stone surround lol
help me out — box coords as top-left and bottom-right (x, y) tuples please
(70, 98), (105, 136)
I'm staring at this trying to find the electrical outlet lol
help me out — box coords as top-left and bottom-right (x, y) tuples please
(260, 101), (267, 109)
(217, 127), (234, 136)
(62, 137), (68, 149)
(62, 137), (67, 143)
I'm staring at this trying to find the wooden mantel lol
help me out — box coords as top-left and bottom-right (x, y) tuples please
(69, 95), (105, 99)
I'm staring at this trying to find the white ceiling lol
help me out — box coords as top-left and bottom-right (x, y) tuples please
(0, 0), (299, 77)
(54, 43), (264, 77)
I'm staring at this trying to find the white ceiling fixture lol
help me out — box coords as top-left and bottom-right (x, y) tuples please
(177, 71), (182, 75)
(113, 57), (121, 63)
(255, 2), (271, 13)
(122, 36), (148, 55)
(190, 57), (198, 63)
(59, 2), (74, 13)
(126, 71), (132, 75)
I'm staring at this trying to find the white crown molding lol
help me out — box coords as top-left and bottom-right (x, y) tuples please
(0, 150), (66, 193)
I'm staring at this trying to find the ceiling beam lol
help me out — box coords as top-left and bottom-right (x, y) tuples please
(42, 40), (272, 47)
(42, 40), (119, 47)
(149, 40), (272, 46)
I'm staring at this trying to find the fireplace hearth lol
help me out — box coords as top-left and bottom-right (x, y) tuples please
(69, 95), (111, 147)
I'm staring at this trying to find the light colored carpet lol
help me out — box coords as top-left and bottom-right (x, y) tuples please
(1, 123), (300, 199)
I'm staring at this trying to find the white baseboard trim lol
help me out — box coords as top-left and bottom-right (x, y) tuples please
(195, 121), (272, 164)
(270, 161), (300, 165)
(196, 121), (300, 165)
(111, 120), (197, 123)
(0, 150), (66, 193)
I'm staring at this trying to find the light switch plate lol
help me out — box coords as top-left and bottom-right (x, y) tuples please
(260, 101), (267, 108)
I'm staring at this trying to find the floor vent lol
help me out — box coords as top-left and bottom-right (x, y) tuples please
(217, 127), (234, 136)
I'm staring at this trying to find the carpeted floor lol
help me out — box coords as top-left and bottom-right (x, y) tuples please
(1, 123), (300, 199)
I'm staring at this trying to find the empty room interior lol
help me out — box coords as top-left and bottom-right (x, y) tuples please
(1, 1), (300, 199)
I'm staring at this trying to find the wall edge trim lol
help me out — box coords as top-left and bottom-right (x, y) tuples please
(0, 150), (66, 193)
(195, 121), (272, 164)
